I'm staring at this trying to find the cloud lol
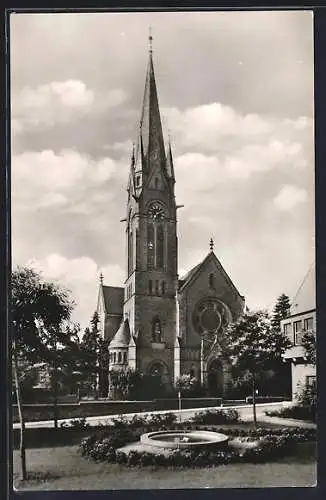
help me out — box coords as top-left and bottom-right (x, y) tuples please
(12, 149), (125, 212)
(26, 254), (125, 329)
(164, 103), (313, 156)
(273, 184), (308, 211)
(12, 80), (127, 134)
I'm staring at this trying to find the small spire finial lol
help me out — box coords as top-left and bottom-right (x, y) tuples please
(209, 238), (214, 252)
(149, 26), (153, 54)
(99, 272), (104, 285)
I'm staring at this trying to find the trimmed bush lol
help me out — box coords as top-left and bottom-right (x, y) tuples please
(266, 405), (316, 423)
(191, 409), (239, 425)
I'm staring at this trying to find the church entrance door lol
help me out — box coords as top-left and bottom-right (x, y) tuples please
(207, 359), (224, 397)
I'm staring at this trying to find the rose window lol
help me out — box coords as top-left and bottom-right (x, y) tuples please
(192, 298), (232, 337)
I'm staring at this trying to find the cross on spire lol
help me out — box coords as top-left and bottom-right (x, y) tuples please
(209, 238), (214, 252)
(99, 272), (104, 285)
(149, 26), (153, 54)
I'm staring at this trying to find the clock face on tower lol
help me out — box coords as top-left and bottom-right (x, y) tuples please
(148, 203), (166, 221)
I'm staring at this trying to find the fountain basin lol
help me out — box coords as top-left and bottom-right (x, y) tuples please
(140, 430), (229, 450)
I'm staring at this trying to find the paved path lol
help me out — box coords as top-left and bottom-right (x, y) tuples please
(12, 401), (315, 430)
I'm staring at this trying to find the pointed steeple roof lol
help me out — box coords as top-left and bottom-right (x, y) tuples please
(109, 318), (131, 348)
(139, 34), (166, 171)
(166, 139), (175, 182)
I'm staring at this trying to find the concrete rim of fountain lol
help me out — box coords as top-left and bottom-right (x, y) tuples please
(140, 430), (229, 450)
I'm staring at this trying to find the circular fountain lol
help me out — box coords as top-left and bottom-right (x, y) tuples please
(140, 430), (229, 451)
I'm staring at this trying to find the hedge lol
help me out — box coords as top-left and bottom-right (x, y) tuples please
(265, 405), (316, 423)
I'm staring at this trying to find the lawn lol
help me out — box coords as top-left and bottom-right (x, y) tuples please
(13, 442), (317, 490)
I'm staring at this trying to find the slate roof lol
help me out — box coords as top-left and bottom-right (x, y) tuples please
(102, 286), (124, 315)
(290, 263), (316, 315)
(178, 251), (244, 299)
(109, 319), (131, 348)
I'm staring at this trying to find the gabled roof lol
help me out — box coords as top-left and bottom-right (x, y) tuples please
(102, 286), (124, 315)
(290, 263), (316, 315)
(179, 251), (244, 300)
(109, 319), (131, 348)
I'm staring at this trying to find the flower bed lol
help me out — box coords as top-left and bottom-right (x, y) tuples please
(79, 412), (316, 468)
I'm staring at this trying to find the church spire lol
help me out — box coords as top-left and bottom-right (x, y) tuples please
(139, 30), (166, 171)
(166, 134), (175, 183)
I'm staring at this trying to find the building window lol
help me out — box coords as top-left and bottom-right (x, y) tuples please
(161, 281), (165, 295)
(209, 273), (214, 289)
(148, 280), (152, 294)
(306, 376), (316, 388)
(113, 352), (116, 363)
(118, 352), (122, 363)
(152, 317), (162, 343)
(304, 317), (314, 331)
(147, 224), (155, 269)
(128, 230), (133, 276)
(155, 280), (159, 295)
(156, 224), (164, 269)
(136, 175), (140, 187)
(123, 352), (127, 364)
(294, 320), (303, 345)
(284, 322), (292, 336)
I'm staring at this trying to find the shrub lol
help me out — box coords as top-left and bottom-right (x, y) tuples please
(60, 417), (90, 431)
(266, 405), (315, 423)
(191, 409), (239, 425)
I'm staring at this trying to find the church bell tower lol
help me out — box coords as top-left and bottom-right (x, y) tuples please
(123, 33), (178, 384)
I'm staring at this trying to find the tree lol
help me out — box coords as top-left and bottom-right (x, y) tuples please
(301, 330), (316, 365)
(12, 266), (74, 480)
(269, 293), (292, 397)
(221, 309), (291, 427)
(80, 311), (102, 396)
(271, 294), (291, 331)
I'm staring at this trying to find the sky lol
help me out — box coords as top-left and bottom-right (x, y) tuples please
(10, 10), (315, 332)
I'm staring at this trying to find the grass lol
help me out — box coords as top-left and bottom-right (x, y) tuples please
(13, 442), (317, 490)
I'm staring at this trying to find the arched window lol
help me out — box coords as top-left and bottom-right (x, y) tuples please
(123, 351), (127, 364)
(156, 224), (164, 268)
(161, 281), (165, 295)
(154, 177), (159, 189)
(118, 352), (122, 363)
(155, 280), (159, 295)
(152, 317), (162, 343)
(209, 273), (215, 289)
(128, 230), (133, 276)
(147, 224), (155, 269)
(113, 352), (116, 363)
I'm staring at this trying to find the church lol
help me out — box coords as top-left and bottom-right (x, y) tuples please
(97, 35), (245, 397)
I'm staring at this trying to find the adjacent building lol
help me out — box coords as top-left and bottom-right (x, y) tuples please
(281, 263), (316, 401)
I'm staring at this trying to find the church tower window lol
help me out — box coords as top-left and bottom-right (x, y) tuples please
(123, 352), (127, 363)
(147, 203), (166, 269)
(147, 224), (155, 269)
(156, 224), (164, 268)
(155, 280), (159, 295)
(155, 177), (159, 189)
(209, 272), (215, 289)
(113, 352), (116, 363)
(118, 352), (122, 363)
(148, 279), (153, 294)
(128, 230), (133, 276)
(136, 175), (141, 187)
